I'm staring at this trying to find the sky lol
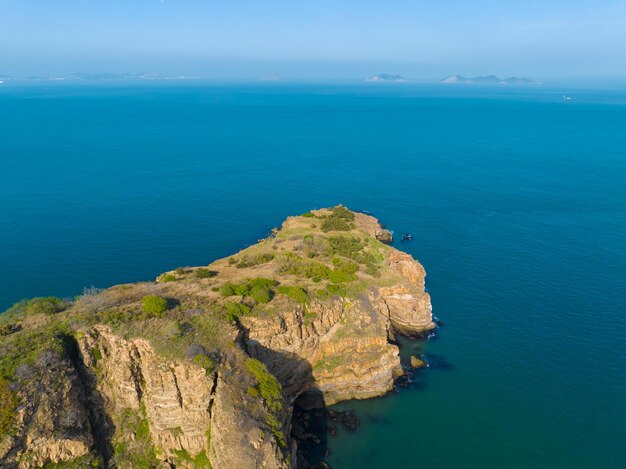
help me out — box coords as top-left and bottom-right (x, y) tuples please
(1, 0), (626, 82)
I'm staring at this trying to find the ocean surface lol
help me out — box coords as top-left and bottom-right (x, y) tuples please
(1, 82), (625, 468)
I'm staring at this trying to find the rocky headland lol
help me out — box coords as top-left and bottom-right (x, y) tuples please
(0, 206), (434, 468)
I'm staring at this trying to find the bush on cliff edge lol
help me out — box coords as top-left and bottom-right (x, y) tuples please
(141, 295), (167, 317)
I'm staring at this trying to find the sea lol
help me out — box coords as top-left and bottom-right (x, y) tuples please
(1, 81), (625, 468)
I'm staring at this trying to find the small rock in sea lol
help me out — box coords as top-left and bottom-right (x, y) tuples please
(342, 411), (359, 431)
(324, 448), (331, 457)
(328, 425), (337, 436)
(436, 320), (444, 327)
(410, 355), (427, 368)
(326, 410), (359, 430)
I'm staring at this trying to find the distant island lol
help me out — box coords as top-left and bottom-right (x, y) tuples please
(442, 75), (539, 85)
(0, 206), (435, 468)
(366, 73), (408, 83)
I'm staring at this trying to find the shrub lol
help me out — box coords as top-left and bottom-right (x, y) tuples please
(330, 205), (355, 221)
(250, 285), (272, 304)
(245, 358), (282, 413)
(315, 284), (344, 300)
(175, 267), (186, 275)
(195, 268), (217, 279)
(219, 283), (236, 296)
(361, 251), (381, 276)
(276, 253), (331, 281)
(114, 405), (157, 468)
(0, 324), (71, 381)
(220, 278), (277, 301)
(173, 448), (211, 468)
(277, 286), (308, 304)
(329, 270), (357, 284)
(321, 217), (351, 232)
(332, 257), (359, 274)
(234, 284), (250, 296)
(192, 354), (215, 375)
(77, 286), (110, 314)
(265, 412), (286, 448)
(30, 297), (67, 315)
(0, 377), (17, 439)
(236, 253), (274, 268)
(302, 235), (327, 258)
(161, 274), (177, 283)
(9, 297), (67, 317)
(223, 301), (251, 323)
(328, 236), (363, 258)
(327, 236), (381, 276)
(141, 296), (167, 317)
(0, 322), (20, 336)
(248, 278), (278, 288)
(301, 212), (315, 218)
(320, 206), (355, 232)
(100, 310), (132, 326)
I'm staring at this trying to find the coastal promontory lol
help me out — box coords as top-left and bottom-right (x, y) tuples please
(0, 206), (434, 468)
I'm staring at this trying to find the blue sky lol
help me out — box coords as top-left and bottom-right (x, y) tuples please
(1, 0), (625, 82)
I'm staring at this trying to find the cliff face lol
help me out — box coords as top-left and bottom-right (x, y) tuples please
(76, 326), (287, 469)
(0, 348), (94, 468)
(378, 249), (433, 335)
(78, 327), (216, 464)
(0, 206), (433, 468)
(209, 375), (288, 469)
(243, 296), (400, 406)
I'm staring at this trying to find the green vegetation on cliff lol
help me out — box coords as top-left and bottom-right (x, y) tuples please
(0, 377), (17, 439)
(245, 358), (285, 447)
(6, 296), (68, 317)
(319, 205), (355, 232)
(112, 406), (157, 468)
(246, 358), (282, 413)
(276, 285), (309, 304)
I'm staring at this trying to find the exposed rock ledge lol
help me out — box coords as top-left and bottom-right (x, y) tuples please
(0, 206), (433, 468)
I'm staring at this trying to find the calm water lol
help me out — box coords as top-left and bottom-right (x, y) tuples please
(1, 82), (625, 468)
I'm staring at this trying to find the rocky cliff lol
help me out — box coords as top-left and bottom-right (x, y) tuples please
(0, 206), (433, 468)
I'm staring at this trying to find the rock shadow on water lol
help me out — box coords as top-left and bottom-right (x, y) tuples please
(241, 337), (331, 468)
(423, 353), (453, 371)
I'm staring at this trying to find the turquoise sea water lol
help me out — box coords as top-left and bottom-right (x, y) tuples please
(1, 82), (625, 468)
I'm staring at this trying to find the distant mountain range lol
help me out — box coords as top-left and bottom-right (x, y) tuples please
(442, 75), (539, 85)
(365, 74), (408, 83)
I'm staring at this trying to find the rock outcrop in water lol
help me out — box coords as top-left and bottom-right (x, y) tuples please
(0, 206), (433, 468)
